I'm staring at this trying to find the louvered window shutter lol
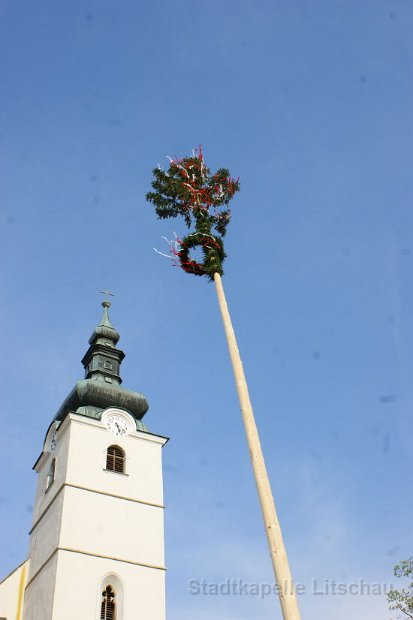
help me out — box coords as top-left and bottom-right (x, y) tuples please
(106, 446), (125, 473)
(101, 585), (116, 620)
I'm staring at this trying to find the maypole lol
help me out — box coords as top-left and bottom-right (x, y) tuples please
(146, 147), (301, 620)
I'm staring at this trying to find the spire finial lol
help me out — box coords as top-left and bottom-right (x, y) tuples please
(100, 288), (114, 308)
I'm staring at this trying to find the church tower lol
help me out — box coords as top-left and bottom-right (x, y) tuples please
(22, 300), (168, 619)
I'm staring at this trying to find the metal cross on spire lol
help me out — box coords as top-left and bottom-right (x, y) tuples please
(100, 288), (114, 303)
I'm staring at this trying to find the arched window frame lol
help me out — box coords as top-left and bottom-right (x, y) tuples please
(97, 574), (124, 620)
(105, 445), (125, 474)
(45, 458), (56, 491)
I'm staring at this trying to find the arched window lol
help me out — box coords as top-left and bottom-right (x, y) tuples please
(46, 458), (56, 491)
(97, 574), (123, 620)
(106, 446), (125, 474)
(101, 585), (116, 620)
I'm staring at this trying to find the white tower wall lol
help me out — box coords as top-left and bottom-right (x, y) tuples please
(23, 411), (167, 620)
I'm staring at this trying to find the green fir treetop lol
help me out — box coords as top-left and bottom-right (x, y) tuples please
(146, 146), (240, 280)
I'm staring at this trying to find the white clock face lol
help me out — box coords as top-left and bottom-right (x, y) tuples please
(106, 414), (129, 437)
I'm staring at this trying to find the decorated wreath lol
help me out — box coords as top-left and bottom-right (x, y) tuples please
(146, 146), (239, 280)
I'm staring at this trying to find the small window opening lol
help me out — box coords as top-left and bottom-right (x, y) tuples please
(46, 458), (56, 490)
(101, 585), (116, 620)
(106, 446), (125, 474)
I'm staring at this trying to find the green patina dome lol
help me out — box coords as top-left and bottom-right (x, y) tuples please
(53, 300), (149, 432)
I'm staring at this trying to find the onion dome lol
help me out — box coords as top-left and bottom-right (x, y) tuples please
(53, 299), (149, 431)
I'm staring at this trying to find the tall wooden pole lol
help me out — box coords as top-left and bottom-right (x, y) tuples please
(214, 272), (301, 620)
(16, 562), (27, 620)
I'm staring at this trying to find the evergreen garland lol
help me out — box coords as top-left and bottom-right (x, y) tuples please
(146, 147), (239, 280)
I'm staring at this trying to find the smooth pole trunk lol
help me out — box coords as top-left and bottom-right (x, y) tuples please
(213, 272), (301, 620)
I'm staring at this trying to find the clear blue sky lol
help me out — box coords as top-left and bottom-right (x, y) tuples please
(1, 1), (412, 619)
